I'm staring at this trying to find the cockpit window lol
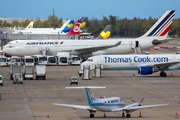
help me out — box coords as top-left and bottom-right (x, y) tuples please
(87, 59), (93, 62)
(4, 45), (13, 48)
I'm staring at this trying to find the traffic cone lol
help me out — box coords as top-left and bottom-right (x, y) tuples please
(175, 112), (178, 119)
(139, 111), (142, 117)
(46, 111), (50, 118)
(103, 113), (106, 117)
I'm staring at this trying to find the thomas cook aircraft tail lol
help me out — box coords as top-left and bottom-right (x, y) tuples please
(96, 25), (112, 39)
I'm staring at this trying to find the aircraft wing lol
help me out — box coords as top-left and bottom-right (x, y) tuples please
(53, 103), (97, 111)
(111, 104), (168, 112)
(62, 41), (121, 54)
(143, 62), (180, 70)
(123, 104), (168, 111)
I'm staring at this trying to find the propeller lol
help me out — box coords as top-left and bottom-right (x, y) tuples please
(132, 98), (144, 106)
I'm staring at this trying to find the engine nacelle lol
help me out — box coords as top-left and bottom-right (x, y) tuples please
(138, 66), (154, 75)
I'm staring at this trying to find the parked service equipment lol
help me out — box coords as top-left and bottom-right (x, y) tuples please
(69, 55), (81, 65)
(23, 65), (34, 80)
(81, 65), (91, 80)
(35, 65), (46, 80)
(47, 56), (57, 66)
(56, 52), (70, 66)
(70, 76), (78, 85)
(13, 73), (23, 84)
(0, 75), (3, 86)
(23, 56), (34, 66)
(8, 56), (21, 66)
(0, 56), (8, 67)
(9, 65), (21, 80)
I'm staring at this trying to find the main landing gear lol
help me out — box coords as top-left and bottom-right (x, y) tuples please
(160, 71), (167, 77)
(122, 111), (131, 118)
(89, 111), (95, 118)
(90, 113), (94, 118)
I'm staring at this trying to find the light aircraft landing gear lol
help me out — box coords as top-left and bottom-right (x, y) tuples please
(90, 113), (94, 118)
(89, 110), (95, 118)
(160, 71), (167, 77)
(126, 113), (131, 118)
(122, 111), (125, 117)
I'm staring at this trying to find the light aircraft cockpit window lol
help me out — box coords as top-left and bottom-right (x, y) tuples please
(87, 59), (93, 62)
(5, 45), (13, 48)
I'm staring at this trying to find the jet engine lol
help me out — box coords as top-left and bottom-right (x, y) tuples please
(138, 66), (154, 75)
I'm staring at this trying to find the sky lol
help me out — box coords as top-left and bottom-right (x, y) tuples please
(0, 0), (180, 20)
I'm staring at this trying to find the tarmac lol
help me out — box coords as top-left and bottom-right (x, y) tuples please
(0, 39), (180, 120)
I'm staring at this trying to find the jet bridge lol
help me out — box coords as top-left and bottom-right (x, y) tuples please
(39, 47), (49, 55)
(80, 65), (91, 80)
(93, 64), (103, 78)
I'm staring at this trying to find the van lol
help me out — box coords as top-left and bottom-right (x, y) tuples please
(0, 75), (3, 86)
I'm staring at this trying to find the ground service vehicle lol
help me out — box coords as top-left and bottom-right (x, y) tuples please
(70, 76), (78, 85)
(35, 65), (46, 80)
(56, 52), (69, 66)
(23, 56), (34, 66)
(0, 56), (7, 67)
(0, 75), (3, 86)
(33, 55), (48, 65)
(8, 56), (21, 66)
(47, 56), (57, 65)
(13, 73), (23, 84)
(9, 65), (21, 80)
(23, 65), (34, 80)
(69, 55), (81, 65)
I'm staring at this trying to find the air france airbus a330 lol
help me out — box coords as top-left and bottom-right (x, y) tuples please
(80, 54), (180, 77)
(53, 86), (168, 118)
(2, 10), (175, 57)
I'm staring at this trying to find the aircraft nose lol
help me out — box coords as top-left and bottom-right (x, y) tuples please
(2, 47), (5, 53)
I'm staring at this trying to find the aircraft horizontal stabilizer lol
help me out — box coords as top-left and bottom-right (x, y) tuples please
(66, 86), (106, 89)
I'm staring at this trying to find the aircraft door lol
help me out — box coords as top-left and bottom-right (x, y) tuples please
(17, 43), (23, 54)
(171, 57), (176, 62)
(97, 56), (103, 64)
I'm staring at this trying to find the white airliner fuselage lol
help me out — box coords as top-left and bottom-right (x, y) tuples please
(81, 54), (180, 77)
(2, 40), (121, 56)
(92, 37), (168, 55)
(2, 36), (170, 57)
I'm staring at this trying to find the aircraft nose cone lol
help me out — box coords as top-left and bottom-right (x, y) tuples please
(2, 48), (5, 53)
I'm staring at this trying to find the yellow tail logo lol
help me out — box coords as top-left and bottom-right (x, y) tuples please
(67, 24), (73, 28)
(29, 25), (33, 28)
(80, 22), (86, 28)
(100, 31), (111, 39)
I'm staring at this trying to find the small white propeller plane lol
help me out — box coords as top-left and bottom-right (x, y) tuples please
(53, 86), (168, 118)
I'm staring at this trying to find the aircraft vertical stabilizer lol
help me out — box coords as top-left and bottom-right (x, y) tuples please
(61, 20), (74, 33)
(96, 25), (112, 39)
(26, 21), (34, 28)
(140, 10), (175, 38)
